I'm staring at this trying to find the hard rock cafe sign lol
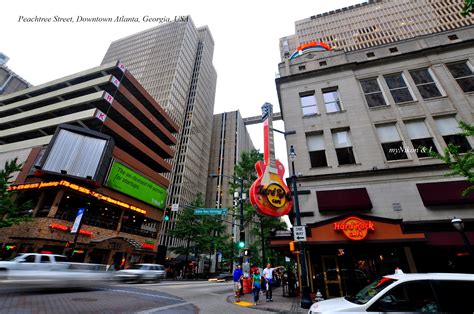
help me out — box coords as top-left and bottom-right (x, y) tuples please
(334, 217), (375, 241)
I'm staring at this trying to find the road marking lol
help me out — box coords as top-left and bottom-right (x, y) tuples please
(135, 302), (193, 313)
(234, 301), (253, 307)
(103, 288), (184, 302)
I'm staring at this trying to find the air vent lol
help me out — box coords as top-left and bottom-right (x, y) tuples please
(389, 47), (399, 53)
(319, 61), (327, 66)
(366, 52), (375, 58)
(299, 65), (306, 71)
(448, 34), (458, 40)
(392, 203), (402, 211)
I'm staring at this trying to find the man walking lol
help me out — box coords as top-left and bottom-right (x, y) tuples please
(232, 264), (243, 302)
(262, 263), (284, 302)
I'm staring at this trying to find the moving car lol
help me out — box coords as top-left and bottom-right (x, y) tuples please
(308, 271), (474, 313)
(114, 263), (166, 283)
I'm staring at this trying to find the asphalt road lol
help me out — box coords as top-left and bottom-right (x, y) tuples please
(0, 281), (269, 314)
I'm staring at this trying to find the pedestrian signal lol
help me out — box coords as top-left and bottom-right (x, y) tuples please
(289, 241), (295, 252)
(164, 207), (171, 221)
(238, 241), (245, 248)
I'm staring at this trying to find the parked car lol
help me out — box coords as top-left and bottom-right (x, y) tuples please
(308, 271), (474, 313)
(114, 263), (166, 283)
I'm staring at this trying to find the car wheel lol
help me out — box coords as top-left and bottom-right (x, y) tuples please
(136, 275), (144, 284)
(0, 269), (7, 281)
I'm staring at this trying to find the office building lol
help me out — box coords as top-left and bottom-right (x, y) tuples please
(273, 0), (474, 300)
(102, 17), (217, 251)
(206, 110), (255, 247)
(0, 53), (31, 95)
(0, 61), (177, 266)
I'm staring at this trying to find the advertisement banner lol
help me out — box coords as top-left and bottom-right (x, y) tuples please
(105, 161), (166, 208)
(71, 208), (85, 233)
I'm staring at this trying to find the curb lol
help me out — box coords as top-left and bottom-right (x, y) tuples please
(226, 293), (302, 313)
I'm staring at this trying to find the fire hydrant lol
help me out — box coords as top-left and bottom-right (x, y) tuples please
(315, 290), (324, 302)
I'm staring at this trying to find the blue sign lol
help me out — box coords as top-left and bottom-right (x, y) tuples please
(71, 208), (85, 233)
(194, 208), (228, 215)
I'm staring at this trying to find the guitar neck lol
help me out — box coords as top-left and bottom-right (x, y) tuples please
(263, 107), (276, 169)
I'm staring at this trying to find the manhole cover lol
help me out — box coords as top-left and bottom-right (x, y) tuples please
(71, 298), (97, 302)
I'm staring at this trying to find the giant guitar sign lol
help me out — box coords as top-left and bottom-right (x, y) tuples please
(250, 103), (293, 217)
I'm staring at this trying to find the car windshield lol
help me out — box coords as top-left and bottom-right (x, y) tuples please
(345, 277), (397, 305)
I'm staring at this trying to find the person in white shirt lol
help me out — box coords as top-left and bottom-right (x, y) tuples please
(262, 263), (284, 302)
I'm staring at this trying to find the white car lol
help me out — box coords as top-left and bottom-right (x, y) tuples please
(114, 263), (166, 283)
(308, 271), (474, 313)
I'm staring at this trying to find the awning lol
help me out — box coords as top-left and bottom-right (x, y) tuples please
(416, 181), (474, 206)
(316, 188), (372, 212)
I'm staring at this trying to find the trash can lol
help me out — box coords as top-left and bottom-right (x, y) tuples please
(242, 278), (252, 294)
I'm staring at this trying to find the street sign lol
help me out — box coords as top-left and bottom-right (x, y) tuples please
(171, 204), (179, 212)
(194, 208), (228, 215)
(293, 226), (306, 242)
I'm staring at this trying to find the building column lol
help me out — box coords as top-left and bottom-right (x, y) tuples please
(32, 192), (46, 217)
(404, 246), (418, 273)
(116, 209), (125, 233)
(47, 189), (65, 218)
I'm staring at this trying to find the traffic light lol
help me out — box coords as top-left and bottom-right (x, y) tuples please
(238, 241), (245, 249)
(289, 241), (294, 252)
(164, 207), (171, 221)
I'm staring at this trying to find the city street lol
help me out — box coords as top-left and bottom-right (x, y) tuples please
(0, 281), (270, 314)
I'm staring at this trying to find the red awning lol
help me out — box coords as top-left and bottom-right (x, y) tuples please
(316, 188), (372, 212)
(416, 181), (474, 206)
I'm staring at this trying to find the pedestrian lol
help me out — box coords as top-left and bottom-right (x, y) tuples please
(251, 268), (262, 305)
(232, 264), (243, 302)
(262, 263), (284, 302)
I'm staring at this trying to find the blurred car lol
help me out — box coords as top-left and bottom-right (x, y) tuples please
(216, 272), (233, 281)
(308, 271), (474, 313)
(114, 264), (165, 283)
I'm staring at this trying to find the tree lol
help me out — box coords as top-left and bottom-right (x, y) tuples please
(231, 149), (287, 265)
(168, 192), (227, 275)
(0, 158), (32, 228)
(428, 121), (474, 196)
(462, 0), (473, 16)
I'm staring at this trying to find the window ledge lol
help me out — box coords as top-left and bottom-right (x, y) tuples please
(386, 159), (413, 164)
(326, 109), (347, 115)
(422, 95), (448, 101)
(303, 113), (321, 118)
(369, 105), (391, 111)
(396, 100), (419, 106)
(418, 156), (436, 160)
(337, 163), (362, 167)
(310, 166), (333, 169)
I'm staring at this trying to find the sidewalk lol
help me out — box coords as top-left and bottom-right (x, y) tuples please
(227, 287), (307, 313)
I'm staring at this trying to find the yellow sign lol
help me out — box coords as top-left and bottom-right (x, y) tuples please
(265, 183), (287, 208)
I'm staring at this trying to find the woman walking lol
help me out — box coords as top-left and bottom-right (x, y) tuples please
(251, 268), (262, 305)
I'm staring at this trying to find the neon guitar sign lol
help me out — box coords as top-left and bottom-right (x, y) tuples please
(250, 103), (293, 217)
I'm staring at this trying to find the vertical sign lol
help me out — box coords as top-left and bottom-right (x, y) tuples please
(71, 208), (85, 233)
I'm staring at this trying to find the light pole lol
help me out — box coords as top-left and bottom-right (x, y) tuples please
(289, 145), (312, 309)
(209, 174), (245, 263)
(451, 217), (474, 264)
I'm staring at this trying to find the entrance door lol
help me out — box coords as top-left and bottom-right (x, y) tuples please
(321, 255), (343, 298)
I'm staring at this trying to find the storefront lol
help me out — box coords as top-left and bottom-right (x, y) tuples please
(308, 215), (425, 299)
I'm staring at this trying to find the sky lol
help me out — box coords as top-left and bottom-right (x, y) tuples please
(2, 0), (363, 178)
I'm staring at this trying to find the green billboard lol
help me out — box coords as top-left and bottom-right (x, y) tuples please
(105, 161), (166, 209)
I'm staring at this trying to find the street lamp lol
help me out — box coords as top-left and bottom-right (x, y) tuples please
(451, 217), (474, 261)
(289, 145), (312, 309)
(209, 174), (245, 262)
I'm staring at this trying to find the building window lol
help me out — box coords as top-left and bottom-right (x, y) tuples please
(306, 133), (327, 167)
(332, 130), (356, 165)
(384, 73), (414, 103)
(360, 78), (387, 108)
(446, 61), (474, 93)
(405, 120), (438, 158)
(299, 92), (318, 116)
(376, 124), (408, 161)
(322, 88), (342, 113)
(409, 68), (442, 99)
(434, 116), (472, 153)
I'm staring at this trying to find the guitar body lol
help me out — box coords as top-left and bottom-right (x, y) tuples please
(249, 103), (293, 217)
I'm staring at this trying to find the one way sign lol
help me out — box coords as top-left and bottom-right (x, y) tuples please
(293, 226), (306, 242)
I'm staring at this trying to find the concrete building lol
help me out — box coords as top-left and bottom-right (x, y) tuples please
(0, 61), (177, 266)
(205, 110), (255, 248)
(273, 1), (474, 300)
(0, 53), (31, 95)
(101, 17), (217, 251)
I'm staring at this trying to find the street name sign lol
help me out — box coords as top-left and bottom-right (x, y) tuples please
(194, 208), (228, 215)
(293, 226), (306, 242)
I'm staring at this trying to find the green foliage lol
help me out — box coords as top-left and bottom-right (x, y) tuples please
(169, 193), (228, 264)
(427, 121), (474, 196)
(462, 0), (473, 16)
(231, 149), (288, 264)
(0, 158), (32, 228)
